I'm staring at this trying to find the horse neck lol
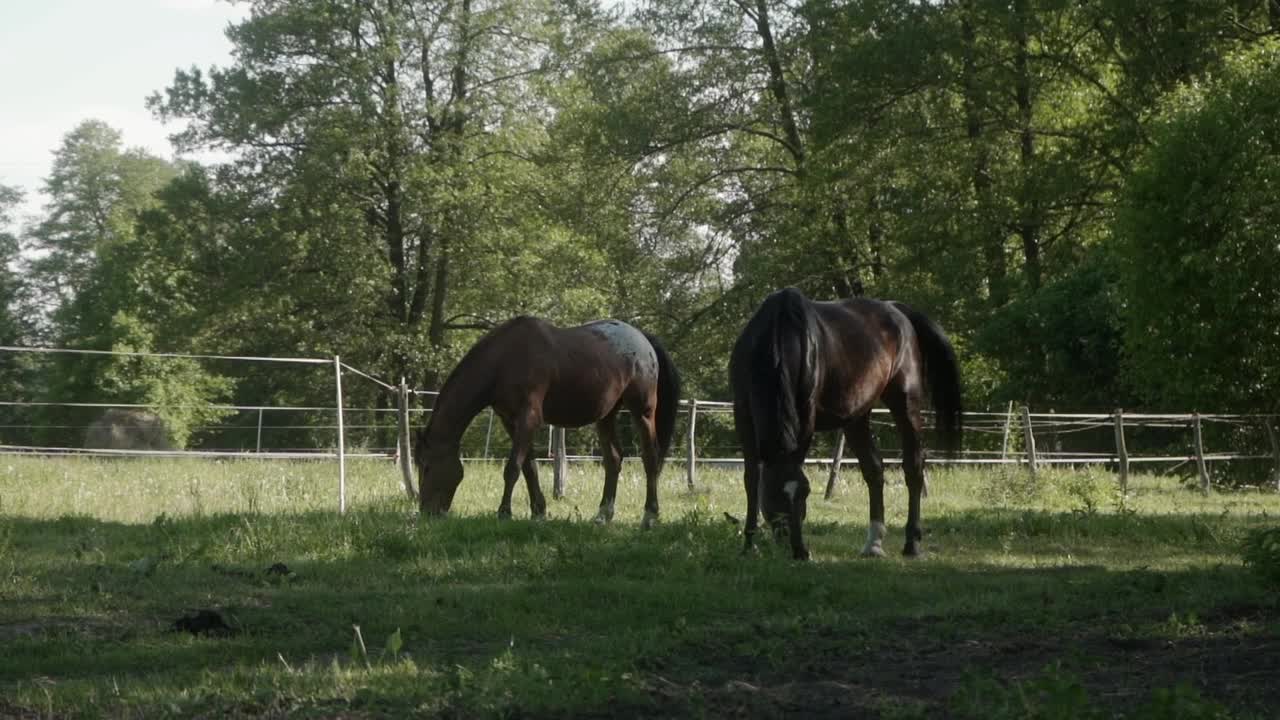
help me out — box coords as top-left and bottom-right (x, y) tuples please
(425, 357), (494, 451)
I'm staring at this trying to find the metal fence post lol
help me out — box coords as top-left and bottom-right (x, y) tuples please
(552, 427), (568, 499)
(397, 378), (417, 500)
(334, 356), (346, 514)
(685, 399), (698, 489)
(1021, 405), (1037, 479)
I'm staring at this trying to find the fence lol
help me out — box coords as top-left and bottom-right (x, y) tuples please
(4, 346), (1279, 516)
(0, 346), (402, 514)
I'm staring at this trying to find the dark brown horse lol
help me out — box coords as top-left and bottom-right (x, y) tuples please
(416, 316), (681, 527)
(730, 288), (963, 560)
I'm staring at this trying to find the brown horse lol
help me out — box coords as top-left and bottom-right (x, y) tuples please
(416, 316), (681, 527)
(730, 288), (963, 560)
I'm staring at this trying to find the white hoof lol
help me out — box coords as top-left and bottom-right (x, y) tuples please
(861, 521), (887, 558)
(640, 510), (659, 530)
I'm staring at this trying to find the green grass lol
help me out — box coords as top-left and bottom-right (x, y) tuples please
(1, 457), (1278, 718)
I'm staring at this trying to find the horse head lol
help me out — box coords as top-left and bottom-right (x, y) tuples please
(416, 440), (464, 516)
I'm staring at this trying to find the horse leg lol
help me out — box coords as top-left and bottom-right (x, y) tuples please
(521, 455), (547, 519)
(781, 467), (812, 561)
(736, 403), (762, 554)
(633, 412), (661, 529)
(498, 413), (538, 520)
(887, 388), (927, 557)
(847, 415), (887, 558)
(592, 413), (623, 524)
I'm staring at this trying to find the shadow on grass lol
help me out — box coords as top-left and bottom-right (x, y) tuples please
(1, 507), (1276, 717)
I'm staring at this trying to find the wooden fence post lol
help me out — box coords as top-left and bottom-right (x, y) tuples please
(824, 432), (846, 500)
(1113, 408), (1129, 494)
(552, 426), (567, 499)
(334, 356), (346, 515)
(1266, 418), (1280, 493)
(1193, 412), (1210, 493)
(1021, 405), (1037, 479)
(397, 378), (417, 500)
(686, 399), (698, 489)
(1000, 400), (1014, 461)
(483, 408), (494, 459)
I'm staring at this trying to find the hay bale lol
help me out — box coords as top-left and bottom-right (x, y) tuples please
(85, 409), (173, 451)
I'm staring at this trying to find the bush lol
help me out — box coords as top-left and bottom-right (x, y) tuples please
(1241, 526), (1280, 588)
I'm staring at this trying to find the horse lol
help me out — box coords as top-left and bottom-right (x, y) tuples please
(729, 287), (963, 560)
(415, 316), (681, 528)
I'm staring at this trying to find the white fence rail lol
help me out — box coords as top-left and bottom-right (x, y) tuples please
(4, 346), (1280, 516)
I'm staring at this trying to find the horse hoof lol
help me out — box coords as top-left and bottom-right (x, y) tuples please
(903, 544), (926, 559)
(592, 512), (612, 525)
(640, 511), (659, 530)
(497, 509), (513, 521)
(530, 513), (547, 522)
(793, 548), (811, 561)
(860, 545), (886, 558)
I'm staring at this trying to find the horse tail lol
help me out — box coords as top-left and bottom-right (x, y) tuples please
(644, 331), (682, 472)
(750, 287), (821, 461)
(893, 302), (964, 456)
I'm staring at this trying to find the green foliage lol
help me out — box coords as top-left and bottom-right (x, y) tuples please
(976, 255), (1128, 408)
(1241, 525), (1280, 588)
(954, 665), (1102, 720)
(953, 666), (1231, 720)
(24, 119), (176, 335)
(96, 313), (235, 448)
(1114, 40), (1280, 411)
(10, 0), (1280, 431)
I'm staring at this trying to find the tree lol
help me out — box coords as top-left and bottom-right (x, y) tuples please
(17, 122), (240, 448)
(1114, 40), (1280, 411)
(0, 183), (34, 435)
(0, 183), (27, 350)
(149, 0), (582, 387)
(24, 120), (177, 340)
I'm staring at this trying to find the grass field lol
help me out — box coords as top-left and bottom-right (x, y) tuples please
(1, 455), (1278, 718)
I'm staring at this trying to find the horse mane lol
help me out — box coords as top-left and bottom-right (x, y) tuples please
(415, 319), (521, 463)
(746, 287), (822, 462)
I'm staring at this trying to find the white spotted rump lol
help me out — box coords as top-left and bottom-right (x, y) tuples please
(585, 320), (659, 385)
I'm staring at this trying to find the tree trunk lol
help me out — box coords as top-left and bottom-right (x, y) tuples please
(1014, 0), (1042, 294)
(961, 4), (1007, 308)
(754, 0), (805, 169)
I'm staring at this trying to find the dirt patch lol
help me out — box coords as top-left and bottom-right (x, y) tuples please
(609, 604), (1280, 719)
(0, 617), (119, 643)
(0, 699), (42, 720)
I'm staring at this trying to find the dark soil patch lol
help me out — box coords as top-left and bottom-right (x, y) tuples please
(609, 603), (1280, 719)
(0, 699), (42, 720)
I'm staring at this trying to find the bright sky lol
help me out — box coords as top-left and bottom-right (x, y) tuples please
(0, 0), (248, 221)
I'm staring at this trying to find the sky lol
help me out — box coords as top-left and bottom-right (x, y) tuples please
(0, 0), (248, 221)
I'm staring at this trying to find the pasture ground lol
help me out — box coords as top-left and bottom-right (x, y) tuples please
(1, 456), (1278, 718)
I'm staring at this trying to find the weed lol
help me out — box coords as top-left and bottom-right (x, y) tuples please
(1241, 526), (1280, 588)
(953, 665), (1232, 720)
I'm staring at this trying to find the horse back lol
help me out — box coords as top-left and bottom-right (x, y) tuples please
(811, 299), (915, 425)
